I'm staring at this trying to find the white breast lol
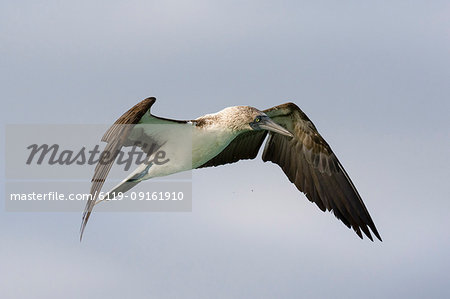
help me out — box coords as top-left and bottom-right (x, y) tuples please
(190, 127), (237, 168)
(133, 123), (237, 180)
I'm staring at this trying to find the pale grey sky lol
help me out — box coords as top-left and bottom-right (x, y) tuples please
(1, 1), (449, 298)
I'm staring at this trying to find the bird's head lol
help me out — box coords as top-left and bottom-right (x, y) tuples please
(220, 106), (293, 137)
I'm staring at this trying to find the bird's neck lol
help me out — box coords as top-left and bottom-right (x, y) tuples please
(190, 123), (240, 168)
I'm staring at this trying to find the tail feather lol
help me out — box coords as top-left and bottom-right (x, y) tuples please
(79, 179), (141, 241)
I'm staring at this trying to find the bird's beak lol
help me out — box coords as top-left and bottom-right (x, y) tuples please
(259, 118), (293, 137)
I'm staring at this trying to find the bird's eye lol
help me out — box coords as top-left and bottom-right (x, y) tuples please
(255, 116), (261, 123)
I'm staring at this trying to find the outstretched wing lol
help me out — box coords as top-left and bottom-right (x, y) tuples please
(262, 103), (381, 241)
(81, 97), (155, 239)
(197, 102), (381, 241)
(81, 97), (188, 239)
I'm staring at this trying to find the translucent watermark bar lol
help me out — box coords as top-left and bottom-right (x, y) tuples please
(4, 124), (193, 212)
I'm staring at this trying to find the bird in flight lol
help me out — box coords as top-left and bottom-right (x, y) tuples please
(81, 97), (381, 241)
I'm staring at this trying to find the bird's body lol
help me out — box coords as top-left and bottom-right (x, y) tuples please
(81, 97), (381, 241)
(190, 111), (241, 169)
(122, 122), (235, 181)
(113, 107), (256, 183)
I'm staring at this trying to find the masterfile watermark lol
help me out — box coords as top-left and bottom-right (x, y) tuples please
(5, 124), (193, 180)
(5, 181), (192, 212)
(25, 142), (169, 171)
(4, 124), (193, 212)
(9, 191), (185, 202)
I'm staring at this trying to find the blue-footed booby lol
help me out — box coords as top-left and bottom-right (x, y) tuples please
(81, 97), (381, 241)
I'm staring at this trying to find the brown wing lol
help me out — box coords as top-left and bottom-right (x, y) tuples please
(197, 130), (267, 168)
(81, 97), (157, 239)
(262, 103), (381, 241)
